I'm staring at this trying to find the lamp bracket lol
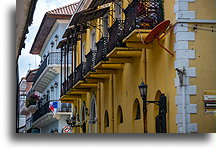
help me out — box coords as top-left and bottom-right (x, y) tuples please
(145, 100), (159, 106)
(176, 67), (186, 86)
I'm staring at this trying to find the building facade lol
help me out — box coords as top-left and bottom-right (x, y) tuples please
(57, 0), (215, 133)
(27, 3), (79, 133)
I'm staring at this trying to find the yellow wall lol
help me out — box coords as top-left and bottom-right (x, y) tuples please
(189, 23), (216, 133)
(189, 0), (216, 20)
(65, 0), (216, 133)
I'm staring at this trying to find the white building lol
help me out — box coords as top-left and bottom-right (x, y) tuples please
(29, 3), (79, 133)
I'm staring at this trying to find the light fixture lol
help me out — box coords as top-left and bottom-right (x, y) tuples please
(50, 41), (54, 48)
(50, 85), (54, 92)
(54, 34), (59, 42)
(54, 81), (58, 88)
(66, 116), (76, 127)
(43, 54), (46, 59)
(138, 81), (148, 101)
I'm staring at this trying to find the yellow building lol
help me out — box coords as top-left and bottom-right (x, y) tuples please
(57, 0), (216, 133)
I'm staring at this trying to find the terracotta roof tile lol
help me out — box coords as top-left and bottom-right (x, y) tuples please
(47, 2), (79, 15)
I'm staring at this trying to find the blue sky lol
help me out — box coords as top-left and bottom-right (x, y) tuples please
(18, 0), (79, 80)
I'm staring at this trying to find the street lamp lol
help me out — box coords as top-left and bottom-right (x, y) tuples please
(138, 81), (167, 133)
(54, 34), (59, 42)
(138, 81), (148, 133)
(138, 81), (148, 101)
(50, 41), (54, 48)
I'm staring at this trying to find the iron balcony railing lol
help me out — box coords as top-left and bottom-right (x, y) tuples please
(84, 50), (97, 76)
(32, 100), (72, 123)
(33, 52), (72, 84)
(61, 73), (73, 97)
(107, 20), (126, 54)
(123, 0), (164, 38)
(32, 101), (50, 122)
(95, 37), (109, 66)
(73, 62), (85, 85)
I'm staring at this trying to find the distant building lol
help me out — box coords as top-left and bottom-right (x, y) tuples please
(18, 69), (38, 133)
(28, 3), (79, 133)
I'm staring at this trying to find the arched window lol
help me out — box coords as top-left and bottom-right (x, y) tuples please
(117, 105), (123, 124)
(81, 101), (87, 133)
(104, 110), (109, 127)
(154, 90), (162, 117)
(133, 98), (141, 120)
(90, 95), (97, 124)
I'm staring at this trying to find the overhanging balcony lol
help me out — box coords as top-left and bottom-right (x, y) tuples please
(123, 0), (164, 46)
(32, 100), (71, 127)
(33, 52), (71, 93)
(84, 50), (97, 76)
(73, 62), (85, 86)
(95, 37), (109, 66)
(107, 20), (126, 54)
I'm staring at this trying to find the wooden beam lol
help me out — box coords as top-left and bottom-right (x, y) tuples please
(89, 74), (110, 78)
(60, 100), (75, 103)
(61, 94), (82, 99)
(95, 69), (117, 74)
(109, 58), (132, 63)
(101, 64), (124, 69)
(79, 83), (98, 87)
(116, 51), (142, 56)
(70, 88), (91, 92)
(66, 91), (87, 95)
(85, 78), (105, 83)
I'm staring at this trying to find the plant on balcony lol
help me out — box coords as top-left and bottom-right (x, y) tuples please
(26, 94), (39, 108)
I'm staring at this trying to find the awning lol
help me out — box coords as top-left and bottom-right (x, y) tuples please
(88, 0), (113, 9)
(69, 7), (110, 26)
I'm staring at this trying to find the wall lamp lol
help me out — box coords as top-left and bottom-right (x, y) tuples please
(50, 41), (54, 48)
(138, 81), (167, 133)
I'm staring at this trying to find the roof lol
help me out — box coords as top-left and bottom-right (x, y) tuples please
(30, 2), (79, 54)
(47, 3), (79, 15)
(16, 0), (38, 60)
(26, 69), (38, 82)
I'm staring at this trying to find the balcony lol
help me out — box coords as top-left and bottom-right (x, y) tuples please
(83, 50), (97, 76)
(73, 62), (85, 86)
(95, 37), (109, 66)
(123, 0), (164, 45)
(61, 73), (73, 96)
(32, 100), (71, 127)
(107, 20), (126, 54)
(33, 52), (71, 93)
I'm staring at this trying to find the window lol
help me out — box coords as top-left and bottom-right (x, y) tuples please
(90, 95), (97, 124)
(104, 110), (109, 127)
(133, 98), (141, 120)
(117, 105), (123, 124)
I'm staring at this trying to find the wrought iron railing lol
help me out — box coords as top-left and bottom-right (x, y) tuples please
(84, 50), (97, 76)
(26, 117), (33, 130)
(33, 100), (72, 122)
(33, 52), (72, 85)
(61, 81), (67, 96)
(33, 54), (48, 84)
(73, 62), (85, 85)
(107, 20), (126, 53)
(32, 101), (50, 122)
(123, 0), (164, 38)
(95, 37), (109, 66)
